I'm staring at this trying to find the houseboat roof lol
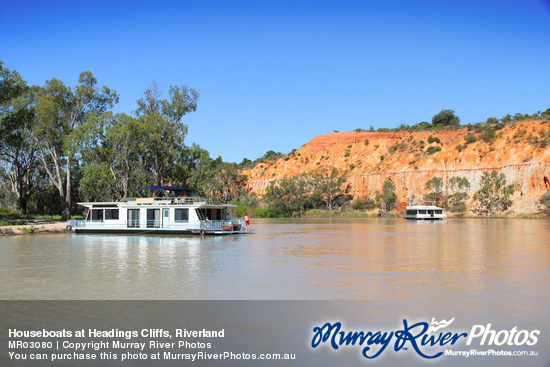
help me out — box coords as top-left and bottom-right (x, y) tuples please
(76, 200), (237, 209)
(135, 186), (196, 195)
(406, 201), (443, 209)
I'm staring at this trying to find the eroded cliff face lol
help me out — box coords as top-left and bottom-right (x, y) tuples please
(245, 120), (550, 214)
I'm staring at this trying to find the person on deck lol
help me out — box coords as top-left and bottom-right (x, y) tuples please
(244, 214), (250, 230)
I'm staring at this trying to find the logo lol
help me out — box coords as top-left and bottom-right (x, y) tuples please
(310, 318), (540, 360)
(427, 317), (455, 333)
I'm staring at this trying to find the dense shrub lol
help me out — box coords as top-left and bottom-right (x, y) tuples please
(426, 146), (442, 155)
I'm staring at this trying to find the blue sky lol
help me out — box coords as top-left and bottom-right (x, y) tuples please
(2, 0), (549, 163)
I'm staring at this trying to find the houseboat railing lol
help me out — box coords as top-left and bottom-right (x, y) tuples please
(408, 200), (438, 206)
(199, 219), (245, 230)
(67, 219), (86, 229)
(121, 196), (215, 205)
(67, 219), (247, 231)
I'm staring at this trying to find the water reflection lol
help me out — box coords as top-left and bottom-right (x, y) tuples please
(2, 219), (548, 366)
(0, 218), (548, 305)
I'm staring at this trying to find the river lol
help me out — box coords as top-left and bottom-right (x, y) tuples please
(0, 218), (548, 366)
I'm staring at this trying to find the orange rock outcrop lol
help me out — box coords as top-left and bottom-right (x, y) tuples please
(245, 120), (550, 214)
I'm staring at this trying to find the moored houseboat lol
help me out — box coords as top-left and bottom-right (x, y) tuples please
(404, 201), (447, 220)
(66, 186), (255, 235)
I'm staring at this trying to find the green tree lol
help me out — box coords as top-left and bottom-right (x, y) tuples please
(134, 82), (198, 187)
(375, 179), (397, 214)
(71, 112), (148, 201)
(311, 166), (347, 211)
(424, 176), (443, 203)
(34, 71), (119, 219)
(263, 174), (312, 216)
(211, 162), (247, 204)
(501, 114), (513, 124)
(72, 82), (198, 202)
(263, 181), (289, 216)
(539, 191), (550, 216)
(0, 62), (40, 214)
(448, 176), (470, 213)
(177, 144), (218, 197)
(481, 128), (496, 142)
(473, 171), (515, 215)
(512, 113), (524, 122)
(432, 109), (460, 128)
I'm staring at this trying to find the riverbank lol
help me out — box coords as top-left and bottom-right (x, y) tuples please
(1, 212), (547, 236)
(282, 209), (549, 219)
(0, 220), (68, 236)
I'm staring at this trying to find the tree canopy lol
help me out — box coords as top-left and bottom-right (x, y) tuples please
(473, 171), (515, 215)
(432, 109), (460, 128)
(376, 179), (397, 214)
(0, 62), (38, 214)
(34, 71), (119, 218)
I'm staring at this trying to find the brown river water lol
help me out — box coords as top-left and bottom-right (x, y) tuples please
(0, 218), (548, 366)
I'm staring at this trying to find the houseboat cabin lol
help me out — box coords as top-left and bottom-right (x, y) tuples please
(404, 201), (447, 220)
(66, 186), (253, 235)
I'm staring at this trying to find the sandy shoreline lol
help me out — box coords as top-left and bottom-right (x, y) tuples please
(0, 221), (69, 236)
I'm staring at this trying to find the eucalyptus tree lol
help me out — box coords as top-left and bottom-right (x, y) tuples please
(70, 112), (146, 201)
(211, 162), (247, 204)
(375, 179), (397, 214)
(134, 82), (199, 187)
(539, 191), (550, 216)
(34, 71), (119, 219)
(176, 143), (218, 197)
(0, 62), (40, 214)
(263, 181), (289, 216)
(311, 166), (347, 211)
(73, 82), (199, 201)
(263, 174), (312, 216)
(473, 171), (515, 215)
(448, 176), (470, 213)
(424, 176), (443, 203)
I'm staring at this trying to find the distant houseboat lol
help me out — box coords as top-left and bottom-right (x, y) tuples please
(66, 186), (255, 235)
(404, 201), (447, 220)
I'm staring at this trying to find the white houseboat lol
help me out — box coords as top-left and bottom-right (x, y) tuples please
(66, 186), (255, 235)
(404, 201), (447, 220)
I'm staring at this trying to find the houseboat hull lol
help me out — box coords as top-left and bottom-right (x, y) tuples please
(404, 216), (446, 221)
(72, 228), (257, 236)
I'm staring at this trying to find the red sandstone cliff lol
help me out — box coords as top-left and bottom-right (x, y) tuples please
(245, 120), (550, 214)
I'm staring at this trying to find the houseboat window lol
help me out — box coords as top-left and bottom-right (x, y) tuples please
(147, 209), (161, 228)
(175, 209), (189, 222)
(418, 210), (427, 214)
(105, 209), (119, 220)
(91, 209), (103, 221)
(127, 209), (140, 228)
(406, 210), (417, 215)
(195, 209), (206, 220)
